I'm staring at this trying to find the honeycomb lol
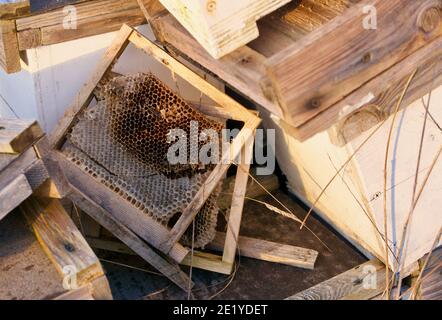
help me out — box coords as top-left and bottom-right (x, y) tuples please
(65, 73), (224, 248)
(102, 73), (223, 177)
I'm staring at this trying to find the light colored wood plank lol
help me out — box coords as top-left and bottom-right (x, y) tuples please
(0, 119), (43, 154)
(286, 260), (386, 300)
(158, 0), (291, 58)
(20, 197), (106, 288)
(0, 1), (29, 19)
(223, 134), (254, 265)
(49, 24), (133, 148)
(0, 174), (33, 221)
(150, 13), (284, 118)
(128, 28), (260, 123)
(69, 188), (192, 291)
(16, 0), (143, 31)
(0, 20), (20, 73)
(210, 232), (318, 270)
(181, 251), (233, 275)
(266, 0), (442, 128)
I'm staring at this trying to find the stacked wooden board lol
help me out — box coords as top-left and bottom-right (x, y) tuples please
(141, 0), (442, 273)
(0, 118), (112, 300)
(0, 0), (146, 73)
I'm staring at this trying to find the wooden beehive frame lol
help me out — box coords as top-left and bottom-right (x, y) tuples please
(49, 24), (261, 289)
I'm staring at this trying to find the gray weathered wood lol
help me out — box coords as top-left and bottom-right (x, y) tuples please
(69, 188), (192, 291)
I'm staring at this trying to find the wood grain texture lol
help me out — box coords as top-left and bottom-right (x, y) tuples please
(158, 0), (291, 59)
(209, 232), (318, 270)
(266, 0), (442, 128)
(0, 174), (33, 222)
(286, 260), (385, 300)
(20, 197), (105, 288)
(0, 1), (30, 19)
(222, 134), (254, 266)
(0, 20), (20, 74)
(0, 119), (43, 154)
(69, 188), (192, 291)
(314, 35), (442, 144)
(16, 0), (145, 50)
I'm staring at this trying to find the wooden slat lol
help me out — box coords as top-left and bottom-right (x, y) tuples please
(49, 24), (133, 148)
(222, 134), (254, 266)
(136, 0), (166, 20)
(0, 147), (38, 189)
(33, 136), (71, 198)
(209, 232), (318, 270)
(300, 34), (442, 143)
(181, 251), (233, 275)
(128, 29), (259, 123)
(0, 19), (20, 73)
(58, 151), (189, 263)
(69, 188), (192, 291)
(286, 260), (386, 300)
(151, 13), (284, 118)
(0, 174), (33, 221)
(157, 0), (290, 59)
(0, 119), (42, 154)
(160, 119), (260, 253)
(20, 197), (105, 288)
(266, 0), (442, 128)
(0, 1), (30, 19)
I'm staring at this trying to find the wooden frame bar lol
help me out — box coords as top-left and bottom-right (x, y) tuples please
(49, 24), (261, 281)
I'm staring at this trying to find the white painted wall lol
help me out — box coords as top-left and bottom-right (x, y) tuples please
(0, 24), (219, 133)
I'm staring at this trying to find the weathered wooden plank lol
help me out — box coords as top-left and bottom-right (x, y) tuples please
(0, 119), (43, 154)
(286, 260), (386, 300)
(0, 147), (38, 190)
(69, 188), (192, 291)
(0, 20), (20, 74)
(49, 24), (133, 148)
(0, 1), (30, 19)
(57, 151), (189, 263)
(129, 28), (260, 122)
(181, 251), (233, 275)
(304, 34), (442, 143)
(20, 197), (105, 288)
(266, 0), (442, 128)
(136, 0), (166, 20)
(157, 0), (291, 59)
(150, 13), (284, 118)
(222, 134), (254, 266)
(0, 174), (33, 221)
(209, 232), (318, 270)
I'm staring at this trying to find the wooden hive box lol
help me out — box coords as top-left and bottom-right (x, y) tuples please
(49, 24), (262, 290)
(142, 0), (442, 274)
